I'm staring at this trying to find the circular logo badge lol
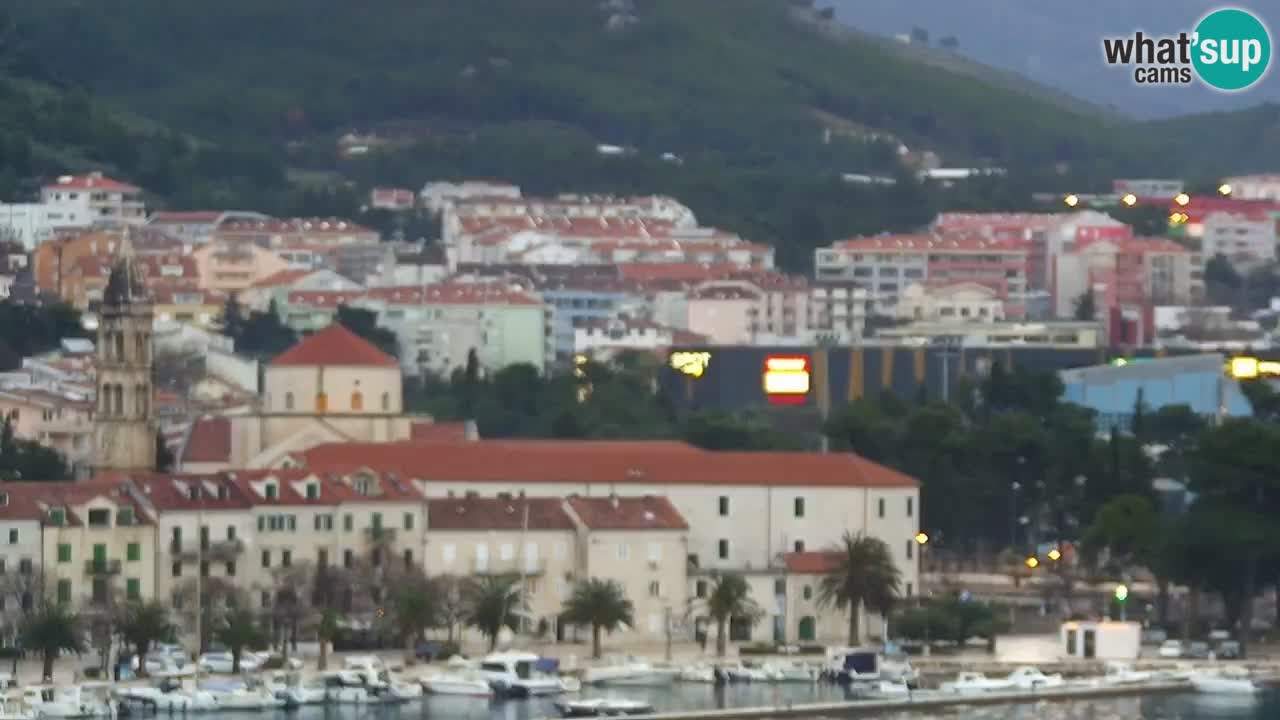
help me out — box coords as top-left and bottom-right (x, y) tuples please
(1192, 8), (1271, 91)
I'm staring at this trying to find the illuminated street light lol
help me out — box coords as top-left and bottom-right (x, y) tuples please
(1114, 584), (1128, 602)
(914, 532), (929, 546)
(1024, 556), (1039, 569)
(1174, 192), (1191, 207)
(1047, 548), (1062, 562)
(1121, 193), (1138, 207)
(1169, 212), (1187, 225)
(1063, 194), (1080, 208)
(1219, 183), (1233, 196)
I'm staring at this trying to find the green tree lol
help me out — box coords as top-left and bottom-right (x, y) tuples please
(703, 572), (761, 657)
(387, 571), (439, 662)
(463, 575), (523, 651)
(233, 300), (298, 358)
(560, 578), (635, 659)
(1073, 289), (1097, 321)
(816, 532), (902, 645)
(315, 609), (340, 671)
(1082, 494), (1160, 573)
(0, 418), (72, 481)
(22, 602), (83, 682)
(335, 306), (399, 359)
(120, 601), (172, 676)
(212, 607), (266, 673)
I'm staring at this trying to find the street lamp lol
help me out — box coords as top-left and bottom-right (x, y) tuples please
(1219, 183), (1233, 197)
(1174, 192), (1191, 207)
(914, 532), (929, 546)
(1063, 194), (1080, 208)
(1047, 548), (1062, 562)
(1024, 556), (1039, 569)
(1114, 584), (1129, 621)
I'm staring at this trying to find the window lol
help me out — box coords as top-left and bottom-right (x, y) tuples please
(265, 484), (278, 500)
(57, 544), (71, 562)
(403, 549), (413, 569)
(907, 497), (914, 517)
(906, 582), (913, 597)
(315, 514), (333, 531)
(616, 543), (630, 561)
(718, 539), (729, 559)
(118, 508), (135, 526)
(381, 392), (390, 411)
(794, 540), (805, 552)
(343, 550), (353, 568)
(284, 393), (294, 411)
(257, 516), (265, 532)
(403, 513), (414, 530)
(7, 529), (16, 544)
(227, 526), (236, 541)
(287, 515), (297, 531)
(261, 550), (270, 568)
(200, 562), (209, 577)
(18, 558), (31, 574)
(282, 550), (292, 567)
(49, 508), (65, 526)
(794, 497), (805, 518)
(774, 579), (786, 596)
(126, 543), (140, 562)
(647, 542), (662, 563)
(649, 581), (661, 598)
(695, 580), (708, 598)
(261, 591), (271, 608)
(803, 585), (813, 600)
(906, 540), (914, 560)
(172, 562), (181, 578)
(372, 512), (383, 530)
(305, 484), (318, 500)
(56, 579), (71, 605)
(350, 392), (363, 411)
(878, 498), (885, 518)
(344, 514), (353, 531)
(718, 496), (729, 516)
(315, 392), (328, 413)
(318, 549), (328, 567)
(226, 562), (236, 577)
(126, 578), (140, 600)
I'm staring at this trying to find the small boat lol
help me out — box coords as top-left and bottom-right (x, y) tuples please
(421, 669), (494, 697)
(823, 647), (881, 683)
(721, 661), (772, 683)
(582, 656), (675, 687)
(0, 692), (33, 720)
(116, 680), (219, 713)
(759, 660), (815, 683)
(555, 697), (654, 717)
(199, 679), (285, 711)
(939, 672), (1015, 694)
(263, 672), (329, 706)
(20, 685), (111, 718)
(1189, 671), (1260, 695)
(867, 680), (911, 698)
(1006, 666), (1065, 690)
(1100, 661), (1153, 685)
(677, 664), (715, 684)
(479, 651), (571, 697)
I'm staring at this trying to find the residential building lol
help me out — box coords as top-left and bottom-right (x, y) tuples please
(295, 439), (921, 646)
(191, 241), (291, 295)
(41, 173), (146, 227)
(241, 269), (362, 313)
(893, 282), (1005, 323)
(0, 203), (88, 251)
(873, 320), (1104, 349)
(93, 251), (157, 474)
(32, 230), (124, 299)
(0, 386), (94, 475)
(0, 488), (44, 637)
(215, 218), (379, 251)
(151, 286), (227, 328)
(61, 253), (197, 311)
(1220, 174), (1280, 202)
(574, 317), (695, 358)
(421, 180), (522, 215)
(146, 211), (270, 246)
(1201, 211), (1278, 268)
(1052, 236), (1198, 319)
(682, 281), (761, 345)
(369, 188), (417, 212)
(176, 324), (434, 472)
(1111, 179), (1185, 201)
(815, 234), (1029, 317)
(808, 281), (869, 343)
(372, 246), (449, 289)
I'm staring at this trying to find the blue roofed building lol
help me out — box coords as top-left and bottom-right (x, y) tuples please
(1059, 354), (1254, 432)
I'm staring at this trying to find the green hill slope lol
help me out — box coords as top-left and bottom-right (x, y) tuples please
(9, 0), (1164, 175)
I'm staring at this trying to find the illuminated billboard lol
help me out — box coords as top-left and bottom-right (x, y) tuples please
(1227, 356), (1280, 380)
(669, 351), (712, 378)
(763, 354), (810, 405)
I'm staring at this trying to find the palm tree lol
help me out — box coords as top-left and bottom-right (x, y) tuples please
(561, 578), (634, 659)
(816, 532), (902, 645)
(464, 574), (523, 651)
(315, 609), (340, 671)
(119, 601), (172, 676)
(704, 573), (761, 657)
(388, 572), (439, 663)
(213, 607), (265, 674)
(22, 603), (82, 682)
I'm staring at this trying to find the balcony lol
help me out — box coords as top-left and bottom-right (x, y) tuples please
(365, 527), (397, 543)
(174, 539), (244, 563)
(84, 559), (121, 575)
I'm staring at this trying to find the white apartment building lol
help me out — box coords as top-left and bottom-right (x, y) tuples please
(574, 317), (676, 357)
(0, 173), (146, 250)
(1221, 174), (1280, 202)
(1201, 211), (1278, 267)
(420, 181), (522, 215)
(893, 282), (1005, 323)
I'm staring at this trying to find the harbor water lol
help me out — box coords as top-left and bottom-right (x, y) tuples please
(172, 685), (1280, 720)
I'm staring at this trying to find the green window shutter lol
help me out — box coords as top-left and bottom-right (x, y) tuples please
(126, 578), (140, 600)
(57, 580), (71, 604)
(57, 544), (71, 563)
(127, 543), (141, 562)
(93, 544), (107, 563)
(404, 513), (414, 530)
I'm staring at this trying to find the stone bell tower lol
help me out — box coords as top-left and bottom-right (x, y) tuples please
(92, 235), (155, 474)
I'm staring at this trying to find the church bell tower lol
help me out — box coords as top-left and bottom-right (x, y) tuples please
(93, 238), (155, 474)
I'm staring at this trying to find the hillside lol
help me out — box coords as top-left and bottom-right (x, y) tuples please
(8, 0), (1168, 176)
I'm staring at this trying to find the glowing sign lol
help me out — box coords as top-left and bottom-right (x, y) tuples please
(763, 355), (810, 404)
(1227, 356), (1280, 379)
(670, 351), (712, 378)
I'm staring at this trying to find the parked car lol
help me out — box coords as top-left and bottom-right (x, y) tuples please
(1186, 641), (1212, 659)
(1156, 640), (1184, 658)
(1215, 641), (1242, 659)
(1140, 628), (1168, 645)
(198, 651), (262, 674)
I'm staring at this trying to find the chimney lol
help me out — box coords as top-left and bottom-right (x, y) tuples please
(463, 419), (480, 441)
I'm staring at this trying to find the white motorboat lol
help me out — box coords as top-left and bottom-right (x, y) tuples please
(677, 664), (716, 684)
(759, 660), (815, 683)
(1189, 670), (1260, 695)
(582, 656), (675, 686)
(555, 698), (654, 717)
(721, 661), (773, 683)
(939, 672), (1015, 694)
(318, 671), (401, 704)
(20, 685), (111, 718)
(116, 684), (219, 713)
(263, 673), (329, 706)
(199, 680), (285, 711)
(421, 667), (494, 697)
(479, 651), (571, 697)
(1006, 666), (1065, 690)
(880, 656), (919, 686)
(197, 651), (261, 674)
(1100, 661), (1153, 686)
(868, 680), (911, 698)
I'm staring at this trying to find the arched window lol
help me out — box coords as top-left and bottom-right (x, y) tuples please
(113, 385), (124, 416)
(113, 332), (124, 362)
(100, 384), (111, 415)
(350, 392), (363, 411)
(136, 384), (148, 418)
(381, 392), (390, 411)
(284, 393), (294, 411)
(316, 392), (328, 413)
(135, 333), (144, 362)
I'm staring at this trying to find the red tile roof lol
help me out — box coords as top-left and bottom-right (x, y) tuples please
(218, 217), (376, 235)
(183, 417), (231, 463)
(126, 473), (255, 510)
(149, 211), (223, 224)
(297, 440), (919, 488)
(781, 550), (844, 574)
(0, 481), (152, 524)
(44, 174), (139, 192)
(426, 497), (576, 531)
(285, 290), (364, 309)
(410, 421), (472, 442)
(251, 269), (314, 289)
(270, 324), (399, 368)
(566, 495), (687, 530)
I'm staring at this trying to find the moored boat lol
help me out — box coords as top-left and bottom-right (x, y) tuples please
(555, 697), (654, 717)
